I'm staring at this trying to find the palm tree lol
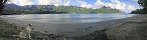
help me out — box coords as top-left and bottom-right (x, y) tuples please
(0, 0), (7, 15)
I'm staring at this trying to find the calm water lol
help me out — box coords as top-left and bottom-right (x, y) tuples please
(1, 14), (136, 23)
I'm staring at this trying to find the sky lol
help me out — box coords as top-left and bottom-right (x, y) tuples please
(9, 0), (141, 13)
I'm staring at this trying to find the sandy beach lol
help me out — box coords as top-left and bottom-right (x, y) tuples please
(0, 14), (146, 40)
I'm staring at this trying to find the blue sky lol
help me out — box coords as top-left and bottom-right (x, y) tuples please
(9, 0), (140, 13)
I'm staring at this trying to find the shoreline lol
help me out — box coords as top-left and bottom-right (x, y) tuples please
(0, 14), (146, 40)
(0, 14), (136, 37)
(72, 14), (147, 40)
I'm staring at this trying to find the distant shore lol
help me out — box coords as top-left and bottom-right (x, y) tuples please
(0, 14), (146, 40)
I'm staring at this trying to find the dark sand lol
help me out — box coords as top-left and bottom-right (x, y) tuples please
(0, 17), (68, 40)
(0, 14), (147, 40)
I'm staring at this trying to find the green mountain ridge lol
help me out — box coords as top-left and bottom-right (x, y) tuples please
(2, 4), (125, 15)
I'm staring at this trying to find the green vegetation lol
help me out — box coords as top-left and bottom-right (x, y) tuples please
(3, 4), (124, 15)
(131, 0), (147, 14)
(54, 6), (124, 14)
(2, 10), (33, 15)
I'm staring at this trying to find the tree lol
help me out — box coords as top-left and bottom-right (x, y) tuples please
(0, 0), (7, 15)
(131, 0), (147, 14)
(138, 0), (147, 9)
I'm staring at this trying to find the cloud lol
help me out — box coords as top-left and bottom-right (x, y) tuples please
(38, 0), (63, 6)
(77, 0), (88, 7)
(38, 0), (72, 6)
(77, 0), (95, 8)
(63, 0), (71, 6)
(38, 0), (53, 5)
(9, 0), (33, 6)
(77, 0), (137, 12)
(10, 0), (70, 6)
(94, 0), (136, 13)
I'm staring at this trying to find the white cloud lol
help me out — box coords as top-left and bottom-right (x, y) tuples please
(77, 0), (87, 7)
(10, 0), (70, 6)
(95, 0), (104, 6)
(77, 0), (95, 8)
(9, 0), (33, 6)
(38, 0), (62, 6)
(38, 0), (72, 6)
(94, 0), (136, 13)
(63, 0), (71, 6)
(38, 0), (53, 5)
(54, 0), (62, 6)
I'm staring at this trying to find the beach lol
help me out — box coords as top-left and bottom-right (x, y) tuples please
(0, 14), (146, 40)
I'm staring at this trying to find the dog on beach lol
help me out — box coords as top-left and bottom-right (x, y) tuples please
(13, 24), (33, 39)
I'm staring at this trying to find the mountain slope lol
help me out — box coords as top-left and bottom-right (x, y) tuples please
(3, 4), (124, 14)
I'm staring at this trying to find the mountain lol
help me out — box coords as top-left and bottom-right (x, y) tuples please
(5, 4), (23, 10)
(3, 4), (124, 14)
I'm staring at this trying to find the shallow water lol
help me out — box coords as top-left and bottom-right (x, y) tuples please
(1, 14), (136, 23)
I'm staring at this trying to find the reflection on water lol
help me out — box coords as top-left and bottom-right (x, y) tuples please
(1, 14), (136, 23)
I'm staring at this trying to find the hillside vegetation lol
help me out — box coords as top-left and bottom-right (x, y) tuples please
(2, 4), (124, 15)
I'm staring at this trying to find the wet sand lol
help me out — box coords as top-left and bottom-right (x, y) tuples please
(0, 14), (147, 40)
(105, 14), (147, 40)
(0, 17), (69, 40)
